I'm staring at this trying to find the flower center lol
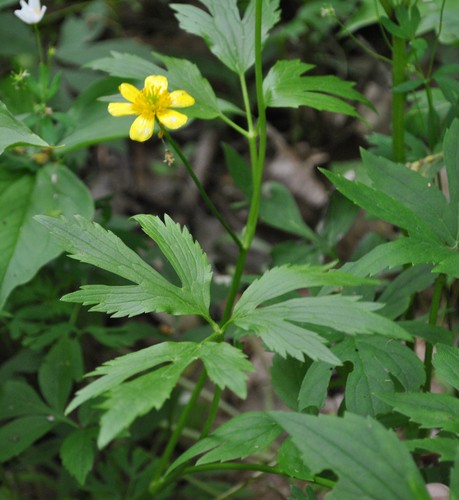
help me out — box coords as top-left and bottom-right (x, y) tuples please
(133, 85), (171, 117)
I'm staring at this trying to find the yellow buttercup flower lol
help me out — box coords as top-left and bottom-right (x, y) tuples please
(108, 75), (195, 142)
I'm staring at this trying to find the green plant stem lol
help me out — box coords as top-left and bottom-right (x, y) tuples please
(200, 386), (222, 438)
(150, 369), (207, 492)
(335, 16), (391, 64)
(198, 0), (269, 451)
(162, 129), (243, 250)
(219, 112), (250, 138)
(165, 462), (336, 490)
(34, 24), (44, 65)
(391, 35), (407, 162)
(179, 378), (239, 417)
(152, 2), (269, 493)
(69, 303), (81, 326)
(222, 247), (249, 324)
(423, 274), (445, 392)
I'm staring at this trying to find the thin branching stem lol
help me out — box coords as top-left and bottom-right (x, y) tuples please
(165, 462), (336, 490)
(162, 128), (243, 250)
(150, 369), (208, 493)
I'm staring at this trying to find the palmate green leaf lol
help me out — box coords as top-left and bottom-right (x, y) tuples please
(0, 164), (94, 309)
(361, 149), (456, 245)
(60, 428), (96, 485)
(133, 214), (212, 315)
(379, 392), (459, 433)
(98, 355), (193, 447)
(0, 101), (49, 155)
(66, 342), (197, 415)
(406, 437), (459, 463)
(66, 341), (252, 447)
(168, 412), (282, 474)
(198, 342), (254, 399)
(263, 60), (372, 117)
(343, 237), (455, 278)
(37, 214), (212, 319)
(236, 314), (340, 364)
(0, 416), (56, 463)
(232, 264), (376, 318)
(171, 0), (280, 75)
(433, 344), (459, 390)
(322, 169), (442, 243)
(232, 265), (408, 363)
(252, 296), (411, 340)
(299, 337), (425, 416)
(234, 295), (411, 365)
(271, 411), (429, 500)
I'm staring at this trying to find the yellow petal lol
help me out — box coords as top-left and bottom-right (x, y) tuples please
(169, 90), (195, 108)
(144, 75), (168, 92)
(129, 114), (155, 142)
(156, 109), (188, 130)
(108, 102), (136, 116)
(119, 83), (140, 102)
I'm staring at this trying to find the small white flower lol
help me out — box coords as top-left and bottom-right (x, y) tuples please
(14, 0), (47, 25)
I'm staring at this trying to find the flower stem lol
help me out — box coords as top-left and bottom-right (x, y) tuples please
(162, 128), (243, 250)
(150, 369), (208, 493)
(423, 274), (445, 392)
(34, 24), (45, 65)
